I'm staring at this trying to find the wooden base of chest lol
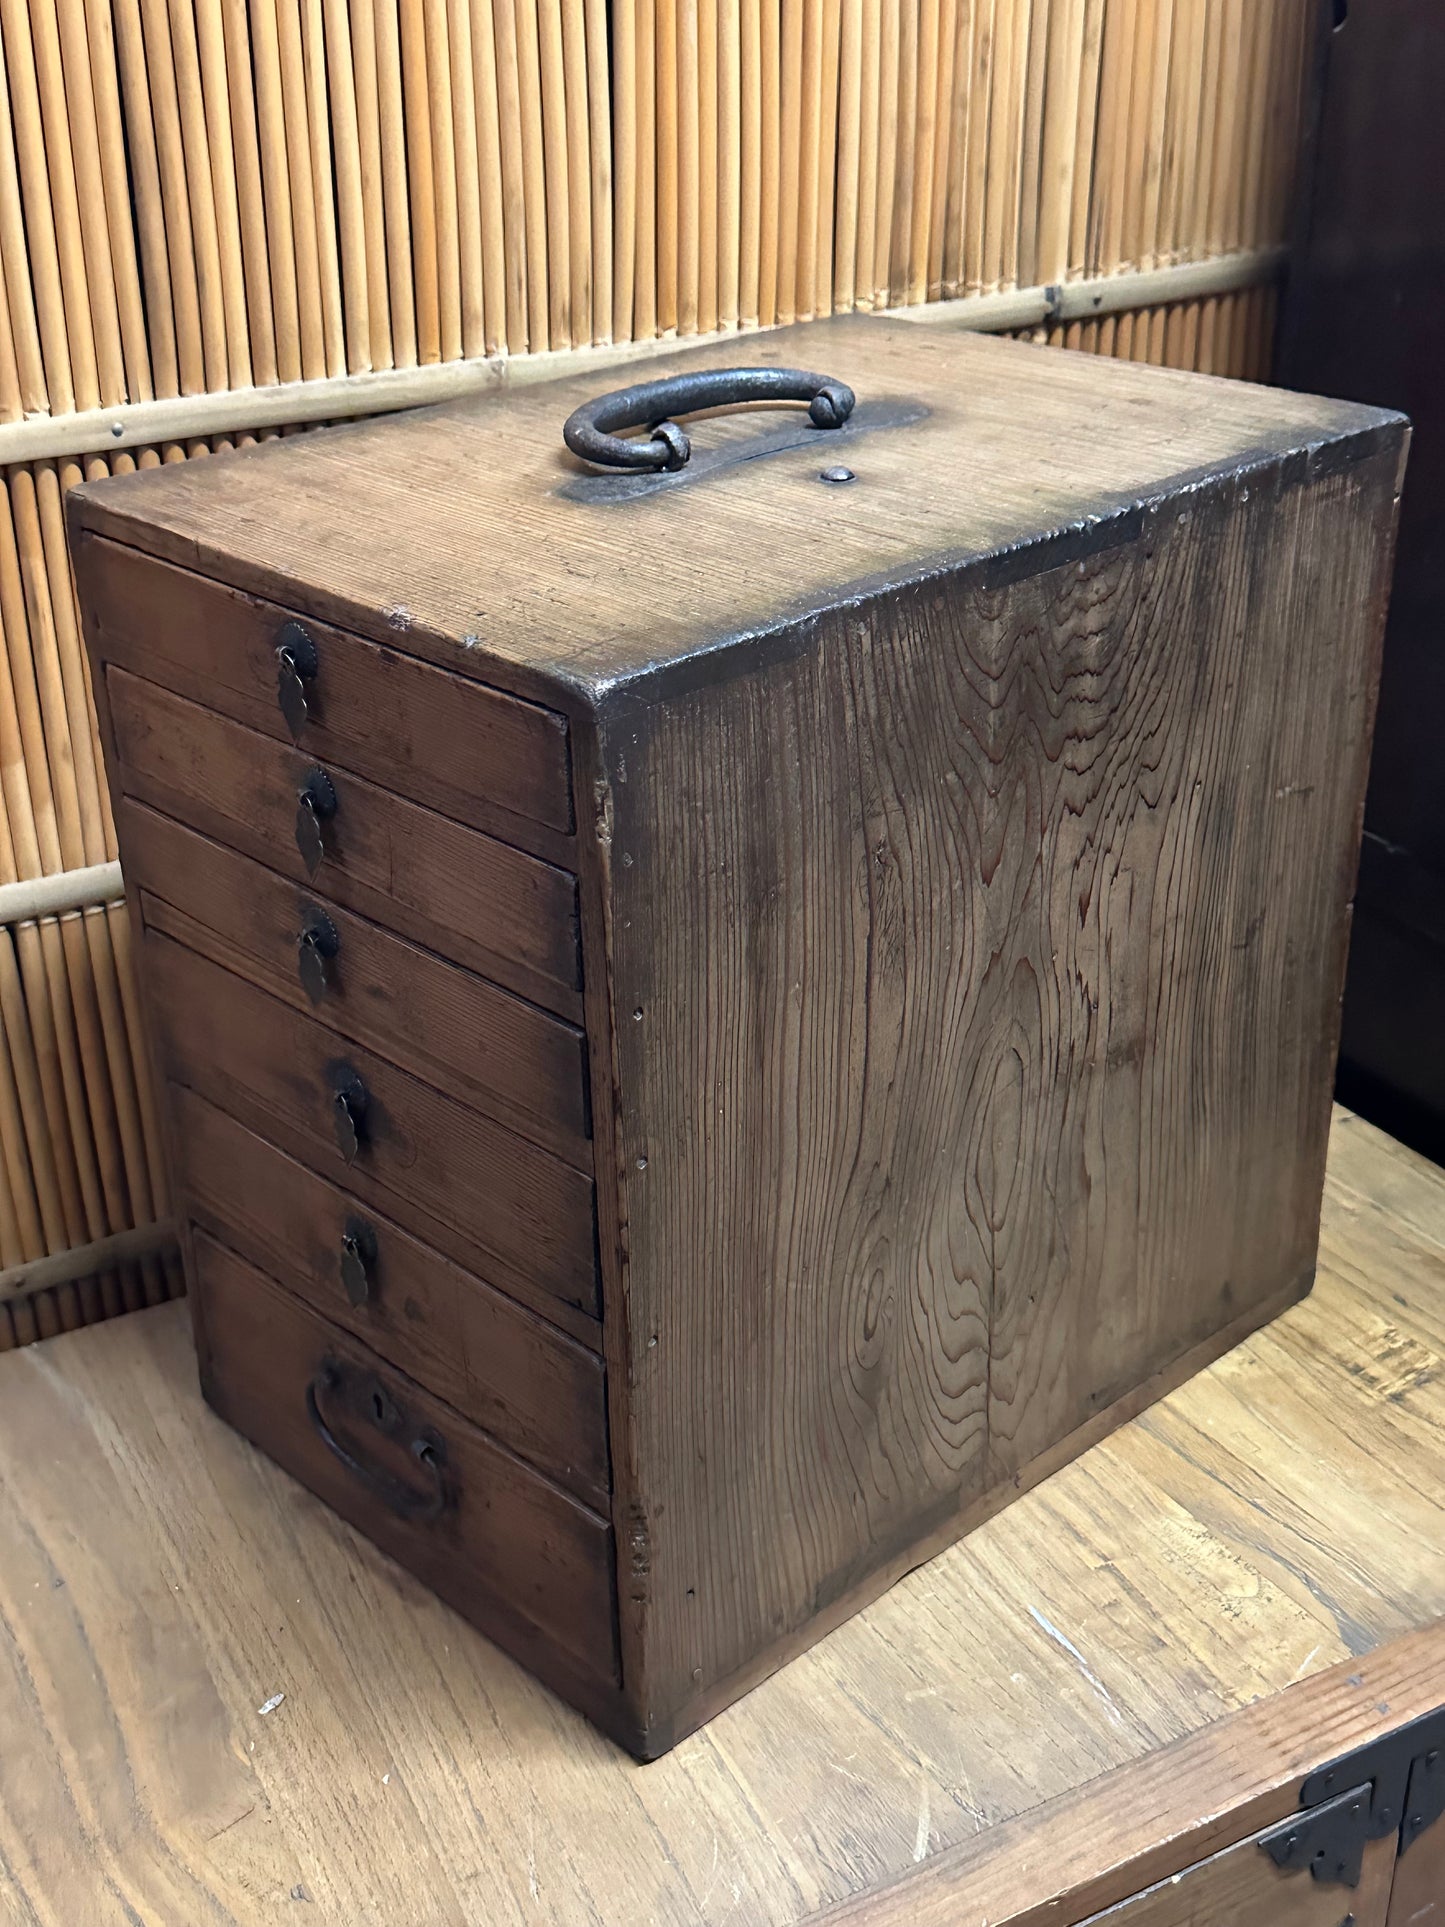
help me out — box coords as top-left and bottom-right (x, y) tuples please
(71, 321), (1406, 1757)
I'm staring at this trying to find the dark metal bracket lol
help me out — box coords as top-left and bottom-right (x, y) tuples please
(1260, 1704), (1445, 1890)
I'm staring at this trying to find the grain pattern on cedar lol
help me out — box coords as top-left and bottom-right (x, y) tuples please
(106, 666), (583, 1016)
(3, 1112), (1445, 1925)
(66, 318), (1399, 698)
(600, 449), (1399, 1735)
(122, 800), (591, 1166)
(77, 532), (576, 843)
(1075, 1829), (1396, 1927)
(145, 933), (600, 1318)
(193, 1233), (619, 1686)
(174, 1088), (608, 1501)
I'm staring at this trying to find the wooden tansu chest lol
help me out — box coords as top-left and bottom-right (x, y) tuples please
(71, 317), (1405, 1760)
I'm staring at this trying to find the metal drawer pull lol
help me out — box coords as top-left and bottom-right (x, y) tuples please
(297, 905), (340, 1004)
(295, 765), (337, 877)
(276, 620), (319, 740)
(331, 1066), (368, 1163)
(339, 1214), (378, 1307)
(306, 1358), (448, 1522)
(562, 365), (856, 472)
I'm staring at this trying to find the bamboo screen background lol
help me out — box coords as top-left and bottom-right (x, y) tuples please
(0, 0), (1319, 1347)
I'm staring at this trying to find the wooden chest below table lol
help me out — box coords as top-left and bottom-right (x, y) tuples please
(70, 316), (1406, 1759)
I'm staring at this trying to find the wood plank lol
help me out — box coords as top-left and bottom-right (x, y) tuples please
(599, 439), (1401, 1741)
(821, 1626), (1445, 1925)
(77, 531), (576, 844)
(1076, 1828), (1396, 1927)
(2, 1107), (1443, 1925)
(174, 1086), (609, 1499)
(66, 316), (1399, 701)
(107, 666), (584, 1017)
(144, 931), (600, 1320)
(122, 798), (592, 1167)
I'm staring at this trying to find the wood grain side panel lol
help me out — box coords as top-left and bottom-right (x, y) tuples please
(106, 667), (583, 1015)
(600, 451), (1399, 1734)
(79, 532), (576, 842)
(193, 1233), (618, 1685)
(145, 932), (600, 1319)
(173, 1088), (609, 1502)
(1077, 1828), (1396, 1927)
(122, 800), (591, 1166)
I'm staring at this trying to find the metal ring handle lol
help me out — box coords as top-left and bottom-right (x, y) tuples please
(562, 366), (856, 472)
(306, 1361), (448, 1522)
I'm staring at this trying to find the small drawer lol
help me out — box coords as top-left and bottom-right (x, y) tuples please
(175, 1087), (608, 1503)
(124, 799), (590, 1167)
(108, 668), (582, 1018)
(145, 932), (600, 1323)
(81, 534), (574, 846)
(194, 1231), (618, 1688)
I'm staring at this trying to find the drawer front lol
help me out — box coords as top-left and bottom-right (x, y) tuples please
(83, 534), (574, 843)
(175, 1088), (608, 1504)
(194, 1231), (618, 1686)
(146, 932), (600, 1321)
(124, 799), (590, 1167)
(108, 667), (582, 1018)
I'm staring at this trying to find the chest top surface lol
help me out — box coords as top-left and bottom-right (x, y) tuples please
(69, 315), (1399, 704)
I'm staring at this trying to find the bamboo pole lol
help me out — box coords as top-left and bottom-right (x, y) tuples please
(775, 0), (803, 322)
(1, 0), (77, 409)
(698, 0), (719, 331)
(756, 0), (778, 325)
(399, 0), (443, 361)
(834, 0), (862, 310)
(718, 0), (740, 328)
(250, 0), (304, 383)
(676, 0), (700, 333)
(423, 0), (463, 362)
(814, 0), (842, 315)
(490, 0), (533, 350)
(613, 0), (639, 337)
(562, 0), (595, 342)
(633, 0), (658, 336)
(374, 0), (418, 364)
(41, 0), (126, 405)
(535, 0), (573, 344)
(323, 0), (374, 370)
(584, 0), (613, 340)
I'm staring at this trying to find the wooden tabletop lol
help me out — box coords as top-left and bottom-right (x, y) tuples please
(2, 1107), (1444, 1926)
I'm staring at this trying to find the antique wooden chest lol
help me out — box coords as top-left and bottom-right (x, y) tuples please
(71, 316), (1405, 1759)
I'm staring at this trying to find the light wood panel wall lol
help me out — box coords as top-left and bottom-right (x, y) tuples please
(0, 0), (1320, 1343)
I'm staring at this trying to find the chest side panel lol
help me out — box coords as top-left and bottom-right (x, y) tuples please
(598, 445), (1401, 1739)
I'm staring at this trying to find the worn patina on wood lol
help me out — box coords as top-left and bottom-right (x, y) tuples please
(71, 315), (1407, 1755)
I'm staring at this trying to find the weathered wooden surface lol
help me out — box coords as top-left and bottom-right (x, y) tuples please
(69, 317), (1398, 701)
(2, 1108), (1444, 1925)
(826, 1620), (1445, 1927)
(599, 439), (1402, 1742)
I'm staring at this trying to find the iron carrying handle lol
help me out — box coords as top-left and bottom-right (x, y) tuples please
(306, 1359), (448, 1522)
(562, 366), (856, 472)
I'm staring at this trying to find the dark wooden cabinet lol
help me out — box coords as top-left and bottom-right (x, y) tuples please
(72, 315), (1404, 1757)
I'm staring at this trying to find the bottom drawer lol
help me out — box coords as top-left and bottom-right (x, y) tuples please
(193, 1231), (619, 1692)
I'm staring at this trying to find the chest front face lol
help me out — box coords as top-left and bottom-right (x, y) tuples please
(71, 317), (1405, 1758)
